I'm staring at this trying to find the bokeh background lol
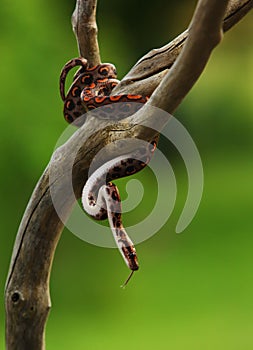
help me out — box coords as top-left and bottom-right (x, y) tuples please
(1, 1), (253, 349)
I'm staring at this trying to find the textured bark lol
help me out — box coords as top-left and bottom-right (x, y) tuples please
(5, 0), (252, 349)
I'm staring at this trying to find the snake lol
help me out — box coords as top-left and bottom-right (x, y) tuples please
(59, 57), (156, 285)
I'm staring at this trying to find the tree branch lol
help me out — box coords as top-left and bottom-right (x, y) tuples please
(113, 0), (253, 96)
(72, 0), (101, 65)
(5, 0), (252, 349)
(148, 0), (229, 113)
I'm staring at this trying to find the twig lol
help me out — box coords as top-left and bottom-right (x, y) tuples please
(5, 0), (251, 349)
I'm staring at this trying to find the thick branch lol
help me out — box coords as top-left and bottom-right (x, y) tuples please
(5, 0), (251, 349)
(148, 0), (229, 113)
(113, 0), (253, 96)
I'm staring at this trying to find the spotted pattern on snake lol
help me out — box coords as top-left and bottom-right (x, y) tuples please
(60, 57), (156, 285)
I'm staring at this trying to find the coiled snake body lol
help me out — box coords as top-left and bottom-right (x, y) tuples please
(60, 58), (156, 285)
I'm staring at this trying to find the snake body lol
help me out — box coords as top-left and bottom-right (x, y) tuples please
(60, 57), (148, 124)
(60, 58), (156, 283)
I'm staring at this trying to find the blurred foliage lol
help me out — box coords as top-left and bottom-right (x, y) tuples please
(0, 1), (253, 349)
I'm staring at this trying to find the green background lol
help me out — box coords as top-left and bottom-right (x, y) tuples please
(1, 1), (253, 349)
